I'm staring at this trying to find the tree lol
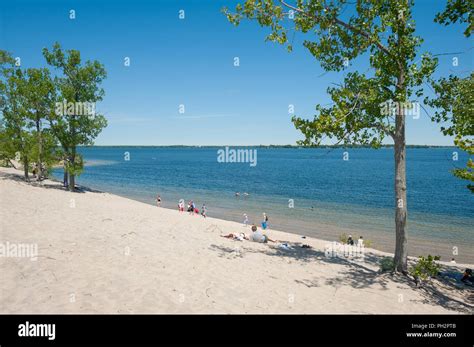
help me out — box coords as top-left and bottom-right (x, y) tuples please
(1, 68), (35, 180)
(224, 0), (438, 272)
(427, 0), (473, 192)
(20, 68), (57, 180)
(427, 74), (473, 193)
(0, 51), (15, 165)
(435, 0), (473, 37)
(42, 43), (107, 191)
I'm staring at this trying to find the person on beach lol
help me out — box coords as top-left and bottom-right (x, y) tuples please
(156, 194), (161, 207)
(250, 224), (275, 243)
(357, 236), (364, 247)
(261, 213), (268, 230)
(178, 199), (185, 212)
(347, 235), (354, 245)
(201, 204), (207, 218)
(461, 269), (473, 284)
(221, 232), (248, 241)
(188, 201), (194, 214)
(243, 213), (249, 226)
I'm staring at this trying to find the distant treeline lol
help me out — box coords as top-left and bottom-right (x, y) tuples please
(79, 144), (457, 149)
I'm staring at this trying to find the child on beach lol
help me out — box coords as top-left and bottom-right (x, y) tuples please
(243, 213), (249, 226)
(347, 235), (354, 245)
(261, 213), (268, 230)
(188, 201), (194, 215)
(178, 199), (184, 212)
(201, 204), (207, 218)
(357, 236), (364, 247)
(156, 194), (161, 207)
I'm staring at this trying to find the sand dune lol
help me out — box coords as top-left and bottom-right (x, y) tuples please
(0, 167), (472, 314)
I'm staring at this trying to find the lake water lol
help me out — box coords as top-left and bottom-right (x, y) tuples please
(52, 147), (474, 262)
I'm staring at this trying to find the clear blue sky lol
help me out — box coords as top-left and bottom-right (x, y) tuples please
(1, 0), (472, 145)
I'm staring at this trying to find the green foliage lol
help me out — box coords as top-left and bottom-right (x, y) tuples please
(1, 67), (36, 173)
(0, 44), (107, 185)
(435, 0), (473, 37)
(42, 42), (107, 188)
(426, 73), (474, 192)
(409, 255), (441, 283)
(223, 0), (438, 145)
(380, 257), (395, 272)
(339, 233), (348, 243)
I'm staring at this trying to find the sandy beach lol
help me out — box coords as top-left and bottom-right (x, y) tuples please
(0, 167), (472, 314)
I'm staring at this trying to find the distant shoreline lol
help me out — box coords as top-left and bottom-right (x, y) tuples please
(78, 144), (459, 148)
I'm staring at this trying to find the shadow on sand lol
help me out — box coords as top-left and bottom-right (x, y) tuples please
(209, 240), (474, 313)
(0, 170), (103, 194)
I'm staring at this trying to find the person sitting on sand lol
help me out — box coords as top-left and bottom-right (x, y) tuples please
(250, 224), (275, 243)
(221, 232), (248, 241)
(461, 269), (473, 283)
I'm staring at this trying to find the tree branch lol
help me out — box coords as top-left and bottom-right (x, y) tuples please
(279, 0), (393, 57)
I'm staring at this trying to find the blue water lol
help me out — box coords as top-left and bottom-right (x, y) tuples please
(52, 147), (473, 261)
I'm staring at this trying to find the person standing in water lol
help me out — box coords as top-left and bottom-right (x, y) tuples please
(156, 194), (162, 207)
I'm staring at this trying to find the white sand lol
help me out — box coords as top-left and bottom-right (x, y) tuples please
(0, 167), (472, 314)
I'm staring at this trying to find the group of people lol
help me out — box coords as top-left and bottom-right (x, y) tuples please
(181, 200), (207, 218)
(243, 212), (269, 230)
(155, 194), (207, 218)
(156, 193), (270, 227)
(346, 234), (364, 247)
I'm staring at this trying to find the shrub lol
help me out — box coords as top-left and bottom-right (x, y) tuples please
(409, 255), (441, 285)
(339, 233), (348, 244)
(364, 240), (373, 248)
(380, 257), (395, 272)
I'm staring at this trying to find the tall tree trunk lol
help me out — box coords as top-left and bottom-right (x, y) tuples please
(36, 117), (42, 181)
(63, 160), (68, 187)
(393, 20), (408, 272)
(69, 172), (75, 192)
(393, 66), (408, 272)
(68, 147), (76, 192)
(23, 156), (29, 181)
(393, 129), (408, 273)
